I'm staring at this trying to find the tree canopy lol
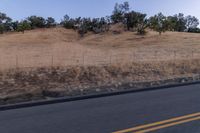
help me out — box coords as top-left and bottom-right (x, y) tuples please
(0, 2), (199, 35)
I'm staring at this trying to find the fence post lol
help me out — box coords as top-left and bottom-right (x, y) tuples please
(132, 52), (135, 62)
(155, 50), (158, 60)
(174, 51), (177, 59)
(16, 55), (19, 69)
(110, 54), (112, 65)
(82, 53), (85, 66)
(173, 51), (176, 75)
(51, 55), (54, 68)
(192, 50), (194, 58)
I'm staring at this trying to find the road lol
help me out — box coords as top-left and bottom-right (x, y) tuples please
(0, 84), (200, 133)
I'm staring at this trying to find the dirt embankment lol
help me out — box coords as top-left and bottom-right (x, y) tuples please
(0, 59), (200, 105)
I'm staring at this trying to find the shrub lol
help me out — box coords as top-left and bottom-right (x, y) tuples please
(27, 16), (46, 29)
(46, 17), (56, 28)
(17, 20), (31, 33)
(149, 13), (167, 35)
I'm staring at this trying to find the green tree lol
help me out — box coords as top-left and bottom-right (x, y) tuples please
(0, 12), (11, 23)
(17, 20), (31, 33)
(137, 19), (148, 35)
(46, 17), (56, 28)
(185, 15), (199, 31)
(61, 14), (75, 29)
(111, 2), (130, 23)
(165, 16), (177, 31)
(3, 20), (12, 32)
(27, 16), (46, 29)
(0, 12), (12, 33)
(91, 17), (109, 33)
(0, 24), (4, 34)
(174, 13), (186, 32)
(78, 24), (88, 37)
(149, 13), (167, 35)
(125, 11), (147, 31)
(11, 21), (19, 31)
(63, 14), (70, 21)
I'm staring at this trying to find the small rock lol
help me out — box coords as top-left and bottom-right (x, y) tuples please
(95, 88), (101, 92)
(129, 83), (133, 87)
(181, 79), (185, 83)
(115, 84), (118, 88)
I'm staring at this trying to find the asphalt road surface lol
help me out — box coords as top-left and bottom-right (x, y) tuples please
(0, 84), (200, 133)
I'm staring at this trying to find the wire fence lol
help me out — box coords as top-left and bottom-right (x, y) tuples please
(0, 49), (199, 70)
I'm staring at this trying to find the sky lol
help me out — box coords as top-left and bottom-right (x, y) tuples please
(0, 0), (200, 22)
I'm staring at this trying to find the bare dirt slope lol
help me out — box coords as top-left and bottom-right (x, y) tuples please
(0, 27), (200, 70)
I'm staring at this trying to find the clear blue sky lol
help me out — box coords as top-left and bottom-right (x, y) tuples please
(0, 0), (200, 22)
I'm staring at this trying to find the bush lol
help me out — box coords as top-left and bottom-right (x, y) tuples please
(149, 13), (168, 35)
(137, 25), (147, 35)
(78, 24), (88, 37)
(27, 16), (46, 29)
(0, 24), (4, 34)
(111, 2), (129, 23)
(187, 28), (200, 33)
(46, 17), (56, 28)
(17, 20), (31, 33)
(62, 19), (75, 29)
(125, 11), (146, 31)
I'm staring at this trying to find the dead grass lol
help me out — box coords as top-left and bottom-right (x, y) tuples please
(0, 58), (200, 105)
(0, 27), (200, 70)
(0, 27), (200, 104)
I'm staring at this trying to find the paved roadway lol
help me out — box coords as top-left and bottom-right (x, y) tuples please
(0, 84), (200, 133)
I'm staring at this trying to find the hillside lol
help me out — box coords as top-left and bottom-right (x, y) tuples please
(1, 27), (200, 104)
(2, 27), (200, 48)
(0, 27), (200, 70)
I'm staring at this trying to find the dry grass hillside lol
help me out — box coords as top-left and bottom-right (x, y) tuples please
(1, 27), (200, 104)
(0, 27), (200, 70)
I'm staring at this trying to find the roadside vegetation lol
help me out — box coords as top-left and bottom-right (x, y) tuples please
(0, 2), (199, 36)
(1, 59), (200, 105)
(0, 2), (200, 105)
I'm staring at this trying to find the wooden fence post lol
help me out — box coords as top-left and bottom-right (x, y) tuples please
(51, 55), (54, 68)
(82, 53), (85, 66)
(16, 55), (19, 69)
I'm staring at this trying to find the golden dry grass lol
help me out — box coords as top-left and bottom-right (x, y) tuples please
(1, 58), (200, 105)
(0, 27), (200, 70)
(0, 28), (200, 104)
